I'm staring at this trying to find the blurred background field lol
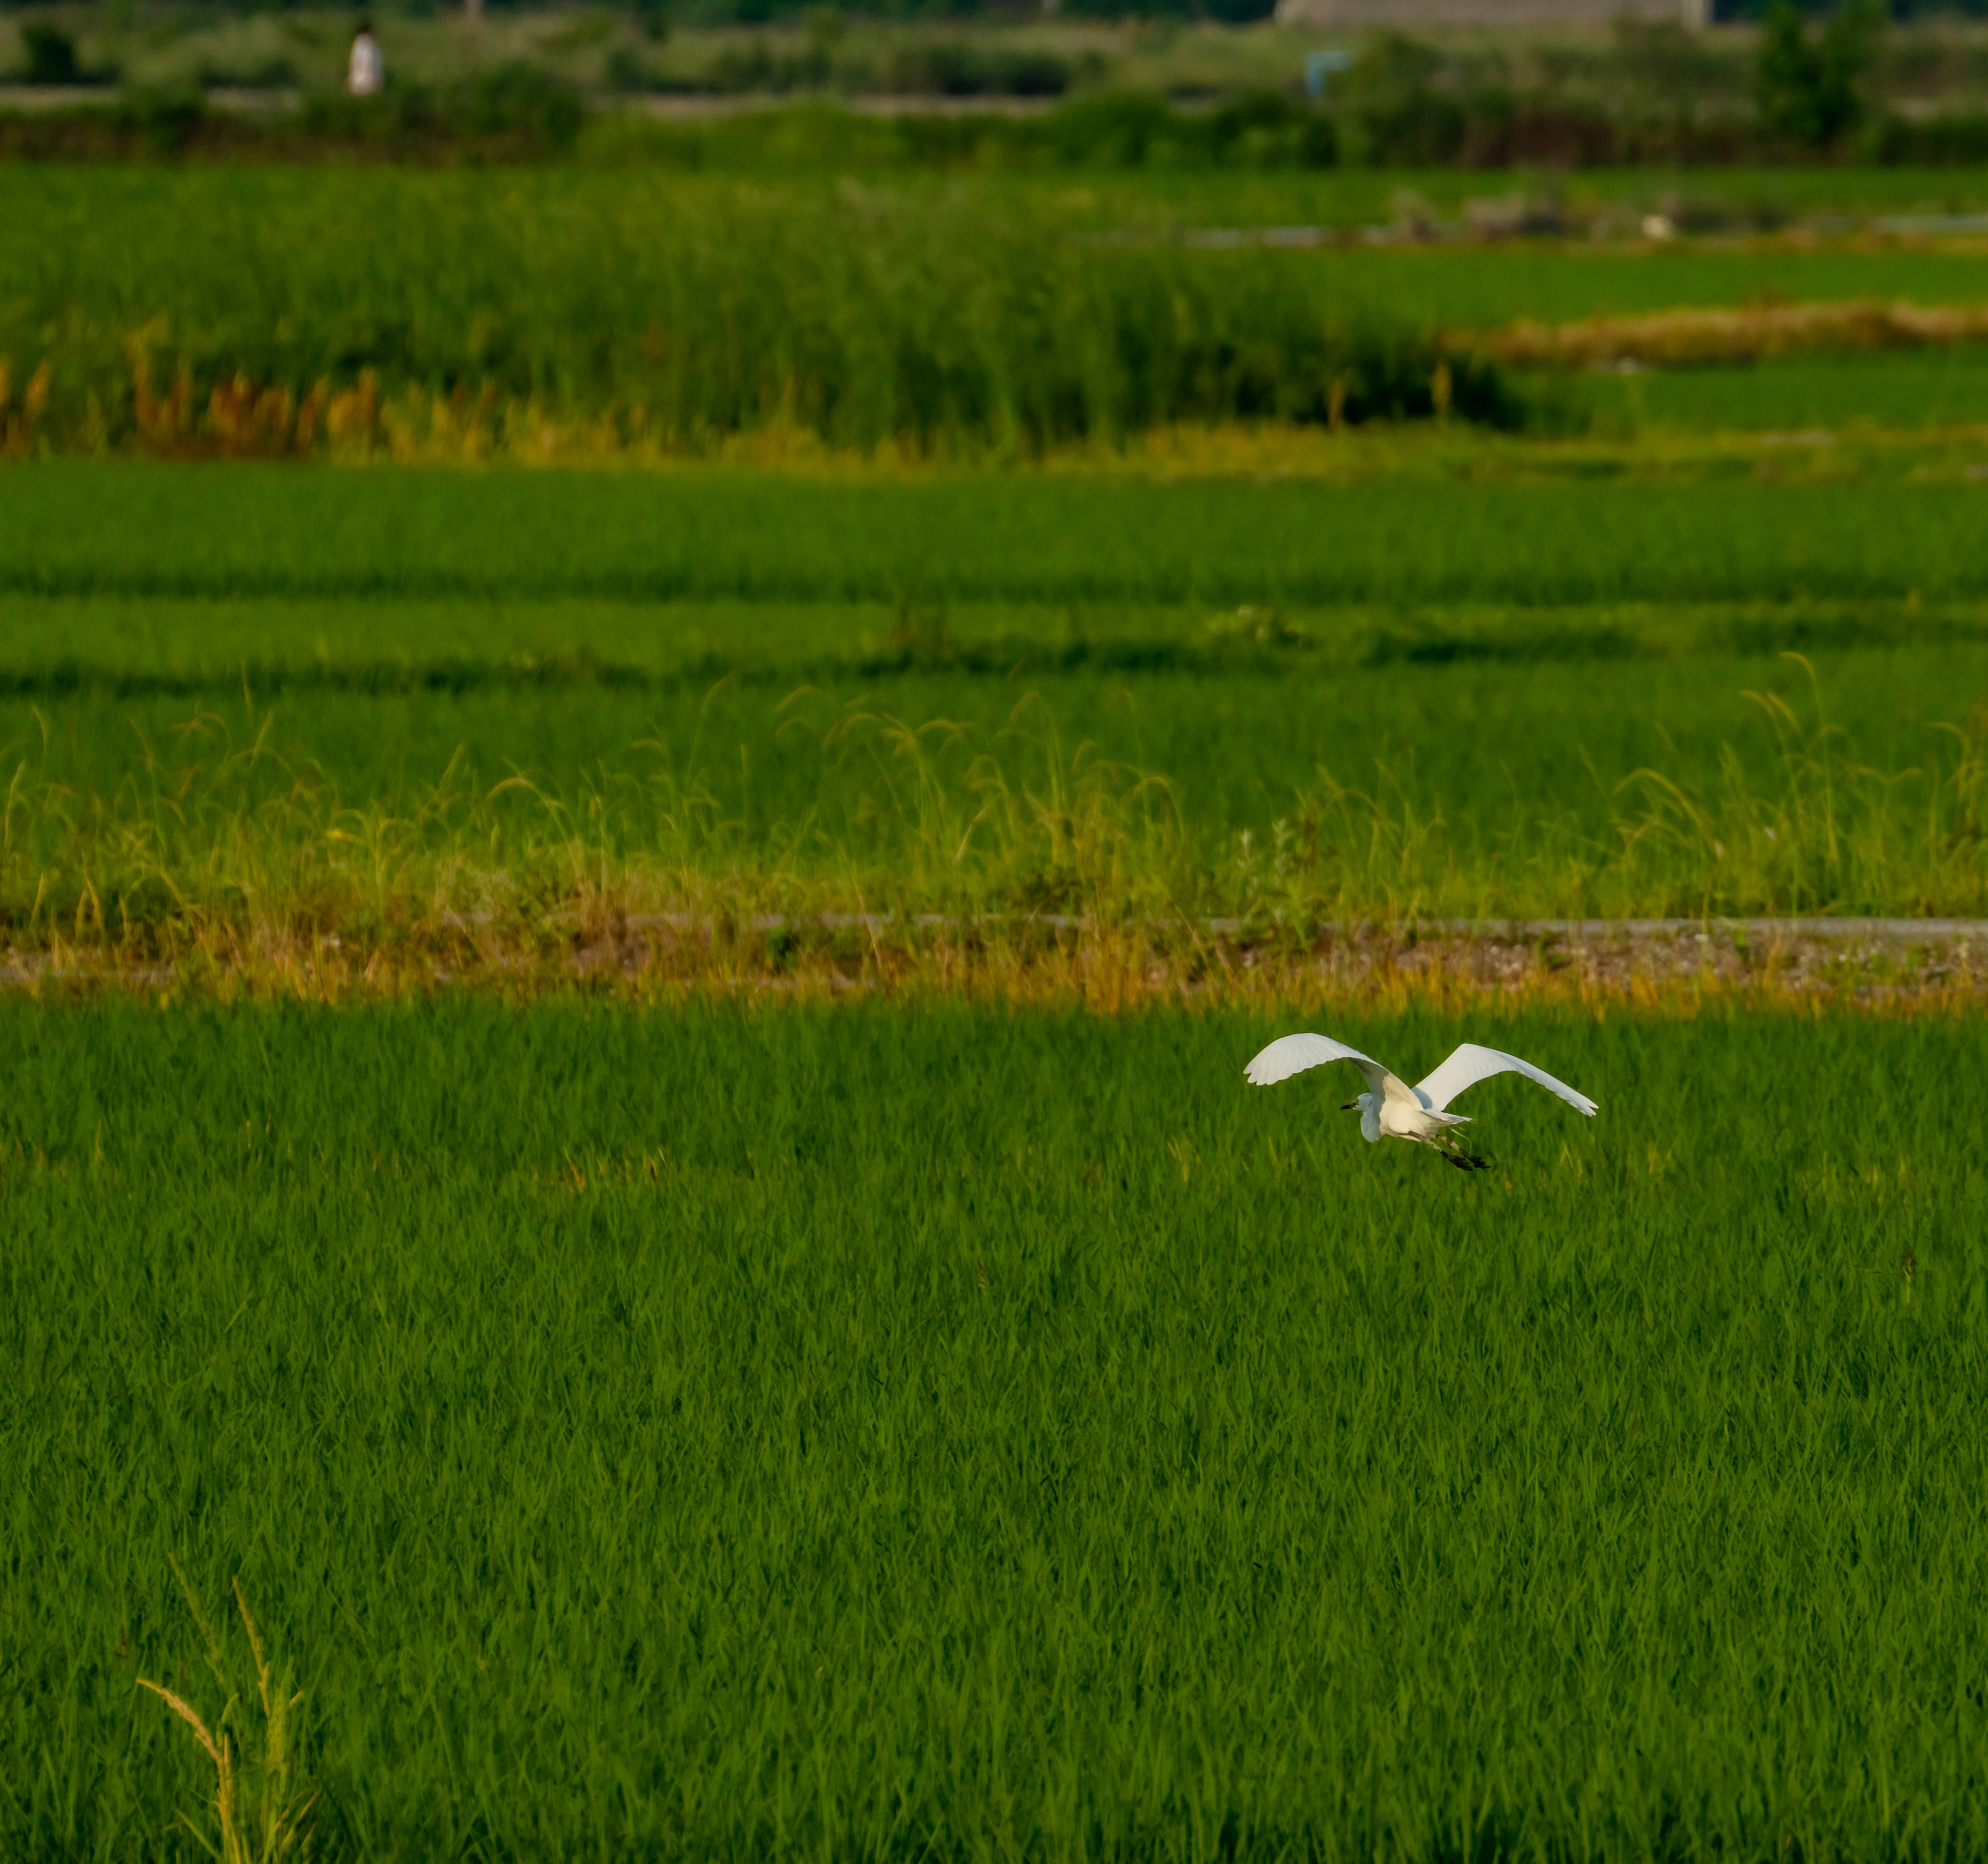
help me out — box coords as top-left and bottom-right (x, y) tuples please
(3, 139), (1987, 961)
(12, 1), (1988, 167)
(11, 164), (1988, 458)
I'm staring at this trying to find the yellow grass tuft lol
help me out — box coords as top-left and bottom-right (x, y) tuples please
(138, 1564), (314, 1864)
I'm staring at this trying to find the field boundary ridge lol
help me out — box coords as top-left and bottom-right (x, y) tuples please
(1468, 299), (1988, 370)
(8, 913), (1984, 1007)
(517, 910), (1988, 940)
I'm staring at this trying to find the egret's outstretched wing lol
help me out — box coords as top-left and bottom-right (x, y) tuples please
(1413, 1044), (1597, 1117)
(1245, 1032), (1393, 1097)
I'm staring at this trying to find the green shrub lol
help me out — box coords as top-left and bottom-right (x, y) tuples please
(1867, 107), (1988, 163)
(883, 41), (1070, 98)
(1757, 0), (1879, 148)
(195, 53), (302, 91)
(1045, 90), (1175, 164)
(20, 21), (77, 85)
(113, 88), (207, 154)
(452, 60), (586, 145)
(604, 44), (660, 92)
(295, 61), (584, 153)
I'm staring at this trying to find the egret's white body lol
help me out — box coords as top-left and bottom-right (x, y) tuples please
(1244, 1033), (1596, 1169)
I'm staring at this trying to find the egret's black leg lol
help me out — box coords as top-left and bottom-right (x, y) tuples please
(1439, 1135), (1490, 1171)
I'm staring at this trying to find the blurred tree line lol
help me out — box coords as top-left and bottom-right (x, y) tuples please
(9, 0), (1988, 165)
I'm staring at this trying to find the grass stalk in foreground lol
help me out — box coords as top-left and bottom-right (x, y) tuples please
(138, 1564), (314, 1864)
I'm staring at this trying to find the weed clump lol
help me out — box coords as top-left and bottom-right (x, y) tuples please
(139, 1565), (314, 1864)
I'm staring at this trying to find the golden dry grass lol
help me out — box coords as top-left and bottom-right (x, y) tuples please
(1470, 298), (1988, 370)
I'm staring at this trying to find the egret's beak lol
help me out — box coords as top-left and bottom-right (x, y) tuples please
(1339, 1099), (1361, 1111)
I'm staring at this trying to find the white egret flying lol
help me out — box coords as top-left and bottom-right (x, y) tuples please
(1245, 1033), (1597, 1170)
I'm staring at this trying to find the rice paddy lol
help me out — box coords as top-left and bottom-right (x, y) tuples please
(6, 155), (1988, 1862)
(6, 1002), (1987, 1860)
(4, 464), (1988, 979)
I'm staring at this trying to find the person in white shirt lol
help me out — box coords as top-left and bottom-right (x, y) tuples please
(347, 23), (383, 96)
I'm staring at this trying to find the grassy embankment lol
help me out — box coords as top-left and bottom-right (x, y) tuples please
(5, 465), (1988, 990)
(5, 1002), (1984, 1860)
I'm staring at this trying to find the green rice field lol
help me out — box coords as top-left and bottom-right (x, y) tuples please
(6, 1003), (1985, 1859)
(10, 465), (1988, 608)
(1582, 345), (1988, 433)
(6, 155), (1988, 1863)
(5, 464), (1988, 944)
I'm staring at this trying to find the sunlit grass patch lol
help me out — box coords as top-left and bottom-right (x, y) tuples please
(3, 663), (1986, 998)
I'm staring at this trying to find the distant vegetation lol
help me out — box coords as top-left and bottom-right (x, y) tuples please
(8, 7), (1988, 165)
(12, 166), (1988, 464)
(0, 171), (1523, 458)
